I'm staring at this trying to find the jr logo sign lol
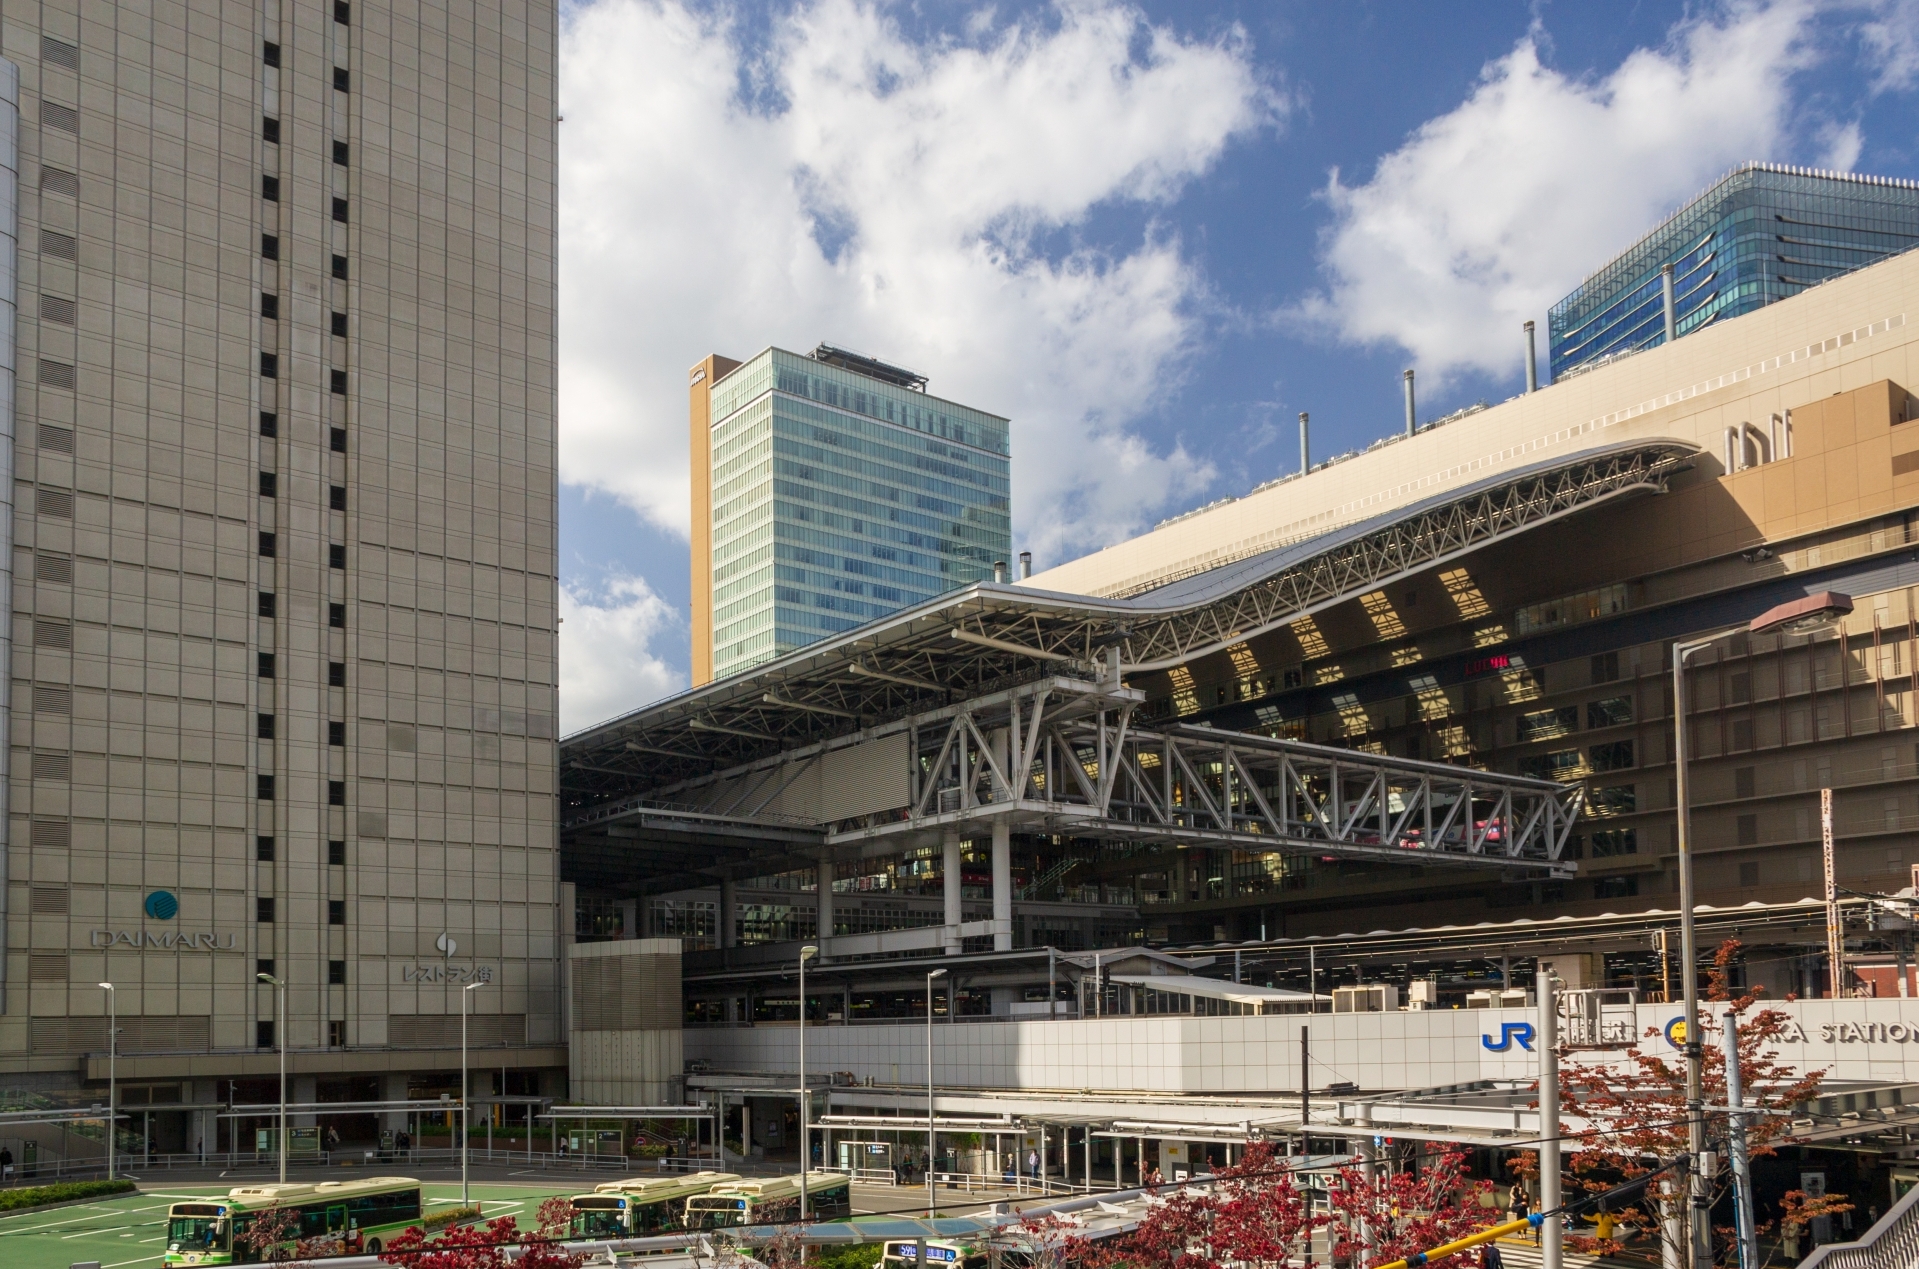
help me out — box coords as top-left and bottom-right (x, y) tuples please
(1482, 1022), (1536, 1052)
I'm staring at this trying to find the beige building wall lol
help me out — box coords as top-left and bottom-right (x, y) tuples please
(689, 353), (739, 688)
(1029, 248), (1919, 599)
(0, 2), (563, 1094)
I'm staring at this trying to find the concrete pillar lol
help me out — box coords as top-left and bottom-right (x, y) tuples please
(620, 899), (639, 939)
(719, 877), (737, 949)
(943, 831), (963, 954)
(817, 851), (835, 945)
(292, 1075), (318, 1129)
(381, 1072), (409, 1137)
(991, 818), (1013, 951)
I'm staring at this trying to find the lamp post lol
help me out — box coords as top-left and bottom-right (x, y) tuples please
(461, 979), (486, 1205)
(1672, 590), (1851, 1269)
(925, 968), (946, 1217)
(98, 982), (115, 1180)
(798, 944), (818, 1227)
(256, 972), (286, 1183)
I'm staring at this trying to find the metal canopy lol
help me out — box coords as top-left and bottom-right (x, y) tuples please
(562, 439), (1695, 817)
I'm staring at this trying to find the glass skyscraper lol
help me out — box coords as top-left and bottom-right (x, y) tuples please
(692, 346), (1010, 682)
(1550, 163), (1919, 377)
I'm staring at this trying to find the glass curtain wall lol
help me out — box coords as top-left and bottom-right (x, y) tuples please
(1550, 164), (1919, 376)
(708, 349), (1010, 679)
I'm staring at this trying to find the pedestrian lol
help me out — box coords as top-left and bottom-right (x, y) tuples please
(1508, 1183), (1532, 1243)
(0, 1145), (12, 1184)
(195, 1137), (204, 1165)
(1482, 1243), (1503, 1269)
(1590, 1203), (1618, 1257)
(1028, 1148), (1039, 1179)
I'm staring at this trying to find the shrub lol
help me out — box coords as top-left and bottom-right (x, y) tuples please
(0, 1179), (137, 1213)
(809, 1245), (883, 1269)
(423, 1204), (483, 1232)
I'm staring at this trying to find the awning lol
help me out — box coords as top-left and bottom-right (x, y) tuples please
(1109, 974), (1329, 1006)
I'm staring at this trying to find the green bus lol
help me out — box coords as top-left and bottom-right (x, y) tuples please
(568, 1171), (743, 1237)
(165, 1177), (424, 1265)
(684, 1173), (853, 1228)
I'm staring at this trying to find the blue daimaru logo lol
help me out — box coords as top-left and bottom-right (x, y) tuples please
(1482, 1022), (1535, 1052)
(143, 890), (179, 921)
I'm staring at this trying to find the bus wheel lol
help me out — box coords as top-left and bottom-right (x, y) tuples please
(367, 1239), (382, 1254)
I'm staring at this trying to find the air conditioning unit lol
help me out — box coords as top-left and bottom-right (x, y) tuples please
(1465, 989), (1533, 1008)
(1406, 979), (1439, 1009)
(1332, 984), (1399, 1013)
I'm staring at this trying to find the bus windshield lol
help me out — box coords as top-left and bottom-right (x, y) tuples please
(167, 1215), (227, 1253)
(686, 1197), (748, 1228)
(570, 1203), (626, 1238)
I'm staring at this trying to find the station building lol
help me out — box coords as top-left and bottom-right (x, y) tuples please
(565, 174), (1919, 1065)
(557, 206), (1919, 1212)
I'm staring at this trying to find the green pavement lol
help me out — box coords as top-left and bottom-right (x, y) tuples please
(0, 1180), (586, 1269)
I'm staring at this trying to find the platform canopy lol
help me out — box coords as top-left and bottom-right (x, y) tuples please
(1107, 975), (1328, 1006)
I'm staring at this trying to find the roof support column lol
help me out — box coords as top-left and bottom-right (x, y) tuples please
(943, 831), (963, 955)
(817, 850), (835, 950)
(719, 877), (737, 950)
(992, 817), (1013, 951)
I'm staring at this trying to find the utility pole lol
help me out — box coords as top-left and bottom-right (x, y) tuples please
(1299, 1026), (1310, 1154)
(1722, 1008), (1757, 1269)
(1824, 788), (1844, 996)
(1540, 974), (1562, 1269)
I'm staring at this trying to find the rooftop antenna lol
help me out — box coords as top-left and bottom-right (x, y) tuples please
(1403, 369), (1416, 437)
(1524, 321), (1538, 393)
(1298, 412), (1310, 475)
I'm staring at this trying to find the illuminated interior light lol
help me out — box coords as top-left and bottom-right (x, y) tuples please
(1439, 566), (1491, 618)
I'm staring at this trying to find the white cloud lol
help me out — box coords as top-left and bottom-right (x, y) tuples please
(1862, 0), (1919, 92)
(559, 575), (687, 734)
(558, 0), (1278, 568)
(1298, 1), (1820, 381)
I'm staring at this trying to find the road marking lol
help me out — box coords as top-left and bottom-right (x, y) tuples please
(102, 1255), (165, 1268)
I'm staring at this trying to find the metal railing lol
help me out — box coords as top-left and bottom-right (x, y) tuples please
(926, 1170), (1084, 1196)
(821, 1164), (900, 1184)
(1798, 1180), (1919, 1269)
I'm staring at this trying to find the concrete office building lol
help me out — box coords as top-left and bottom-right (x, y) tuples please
(1550, 163), (1919, 378)
(689, 344), (1010, 685)
(0, 2), (564, 1158)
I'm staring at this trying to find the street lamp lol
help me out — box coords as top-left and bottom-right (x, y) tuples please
(798, 945), (818, 1227)
(1672, 589), (1851, 1269)
(256, 972), (286, 1184)
(98, 983), (115, 1180)
(461, 979), (487, 1205)
(925, 968), (946, 1218)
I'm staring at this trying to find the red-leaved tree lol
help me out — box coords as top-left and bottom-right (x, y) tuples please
(1327, 1146), (1494, 1268)
(235, 1205), (302, 1263)
(378, 1197), (585, 1269)
(1545, 939), (1851, 1267)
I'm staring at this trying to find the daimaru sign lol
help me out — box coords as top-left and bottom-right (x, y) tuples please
(87, 890), (239, 952)
(91, 929), (238, 951)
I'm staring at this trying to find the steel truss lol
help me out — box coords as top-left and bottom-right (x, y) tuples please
(603, 675), (1580, 878)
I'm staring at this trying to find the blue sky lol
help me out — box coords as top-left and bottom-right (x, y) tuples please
(554, 0), (1919, 733)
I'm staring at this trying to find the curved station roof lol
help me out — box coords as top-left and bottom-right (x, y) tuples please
(562, 437), (1698, 823)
